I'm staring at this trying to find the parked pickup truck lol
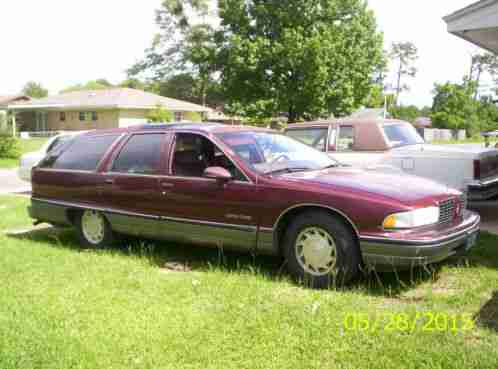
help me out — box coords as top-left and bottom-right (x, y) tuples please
(285, 119), (498, 201)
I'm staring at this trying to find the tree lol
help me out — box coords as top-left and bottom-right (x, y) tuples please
(389, 42), (418, 105)
(118, 78), (149, 91)
(469, 52), (498, 100)
(431, 81), (480, 136)
(146, 104), (173, 123)
(389, 105), (423, 123)
(61, 79), (115, 93)
(477, 96), (498, 133)
(156, 73), (224, 107)
(216, 0), (385, 122)
(128, 0), (217, 105)
(22, 81), (48, 98)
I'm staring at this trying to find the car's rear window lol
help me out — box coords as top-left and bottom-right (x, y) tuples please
(383, 123), (424, 147)
(285, 128), (328, 151)
(40, 134), (120, 171)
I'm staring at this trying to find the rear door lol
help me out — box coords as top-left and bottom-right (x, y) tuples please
(33, 133), (122, 205)
(101, 132), (170, 238)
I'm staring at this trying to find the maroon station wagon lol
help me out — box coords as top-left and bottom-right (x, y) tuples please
(29, 123), (480, 287)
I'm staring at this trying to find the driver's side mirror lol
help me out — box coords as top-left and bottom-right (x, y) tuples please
(203, 166), (233, 182)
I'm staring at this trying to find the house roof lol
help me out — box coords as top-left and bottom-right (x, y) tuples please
(443, 0), (498, 54)
(0, 95), (30, 107)
(8, 88), (212, 112)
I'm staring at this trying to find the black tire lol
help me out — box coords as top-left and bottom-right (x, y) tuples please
(75, 209), (115, 249)
(282, 210), (361, 288)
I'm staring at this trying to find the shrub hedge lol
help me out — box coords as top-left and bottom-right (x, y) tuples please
(0, 133), (21, 159)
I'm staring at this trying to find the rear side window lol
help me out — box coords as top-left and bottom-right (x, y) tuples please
(112, 134), (163, 175)
(337, 126), (355, 151)
(286, 128), (328, 151)
(43, 134), (119, 171)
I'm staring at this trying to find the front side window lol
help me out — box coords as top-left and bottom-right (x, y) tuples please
(60, 112), (66, 122)
(383, 122), (424, 147)
(41, 134), (119, 171)
(337, 126), (355, 151)
(174, 112), (183, 121)
(217, 132), (338, 175)
(112, 134), (163, 175)
(172, 133), (247, 181)
(91, 112), (98, 121)
(79, 112), (86, 121)
(285, 128), (328, 152)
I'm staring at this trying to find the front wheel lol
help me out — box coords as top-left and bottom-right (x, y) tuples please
(282, 211), (361, 288)
(76, 209), (115, 248)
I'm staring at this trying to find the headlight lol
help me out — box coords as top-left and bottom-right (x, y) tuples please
(383, 207), (439, 229)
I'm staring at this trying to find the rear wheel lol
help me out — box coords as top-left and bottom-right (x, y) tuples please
(282, 211), (360, 288)
(76, 209), (115, 248)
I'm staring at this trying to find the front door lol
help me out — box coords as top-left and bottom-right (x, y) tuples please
(157, 132), (259, 251)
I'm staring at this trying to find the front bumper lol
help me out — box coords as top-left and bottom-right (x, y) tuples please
(360, 211), (480, 270)
(468, 177), (498, 201)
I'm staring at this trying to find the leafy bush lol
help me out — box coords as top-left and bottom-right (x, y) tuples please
(0, 133), (20, 159)
(183, 111), (203, 122)
(146, 104), (173, 123)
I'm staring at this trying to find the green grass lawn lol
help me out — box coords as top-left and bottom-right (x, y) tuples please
(0, 138), (48, 169)
(0, 195), (497, 369)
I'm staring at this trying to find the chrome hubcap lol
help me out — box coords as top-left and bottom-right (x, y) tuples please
(295, 227), (337, 276)
(81, 210), (105, 245)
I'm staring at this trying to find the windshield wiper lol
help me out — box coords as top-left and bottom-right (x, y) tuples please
(264, 167), (311, 175)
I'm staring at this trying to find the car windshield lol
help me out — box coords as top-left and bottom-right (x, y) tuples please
(46, 135), (74, 153)
(217, 131), (339, 175)
(383, 122), (424, 147)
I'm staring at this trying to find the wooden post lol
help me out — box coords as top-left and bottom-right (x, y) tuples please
(11, 112), (16, 138)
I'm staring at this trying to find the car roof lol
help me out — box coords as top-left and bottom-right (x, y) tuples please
(81, 122), (273, 136)
(286, 118), (406, 129)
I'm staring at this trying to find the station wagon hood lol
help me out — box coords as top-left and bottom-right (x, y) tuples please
(281, 167), (454, 203)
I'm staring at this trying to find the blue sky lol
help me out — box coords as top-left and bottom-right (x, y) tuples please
(0, 0), (490, 107)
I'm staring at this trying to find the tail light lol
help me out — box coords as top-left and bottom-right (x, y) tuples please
(473, 160), (481, 180)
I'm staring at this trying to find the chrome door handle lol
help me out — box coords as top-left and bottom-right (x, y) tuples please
(104, 179), (114, 185)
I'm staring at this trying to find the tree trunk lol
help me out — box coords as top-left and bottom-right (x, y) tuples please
(473, 68), (482, 101)
(395, 58), (402, 106)
(288, 106), (297, 124)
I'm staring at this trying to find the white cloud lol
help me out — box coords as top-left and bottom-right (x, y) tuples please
(0, 0), (490, 107)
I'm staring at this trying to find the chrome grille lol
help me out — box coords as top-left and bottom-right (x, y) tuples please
(438, 198), (455, 225)
(460, 194), (467, 211)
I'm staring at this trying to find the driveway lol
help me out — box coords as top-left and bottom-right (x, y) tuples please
(0, 169), (31, 194)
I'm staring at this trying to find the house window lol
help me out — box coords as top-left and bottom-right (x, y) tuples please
(91, 112), (98, 121)
(79, 112), (86, 121)
(174, 112), (183, 121)
(60, 112), (66, 122)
